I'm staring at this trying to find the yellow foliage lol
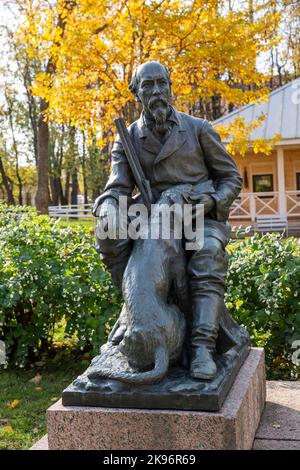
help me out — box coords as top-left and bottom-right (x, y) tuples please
(2, 426), (14, 433)
(17, 0), (281, 152)
(7, 399), (20, 409)
(216, 117), (282, 157)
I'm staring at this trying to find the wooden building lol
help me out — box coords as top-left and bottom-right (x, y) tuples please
(213, 78), (300, 234)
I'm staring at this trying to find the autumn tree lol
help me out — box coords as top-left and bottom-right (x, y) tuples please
(7, 0), (282, 208)
(4, 25), (41, 165)
(0, 128), (36, 205)
(17, 0), (280, 133)
(269, 0), (300, 86)
(0, 9), (38, 205)
(0, 74), (36, 205)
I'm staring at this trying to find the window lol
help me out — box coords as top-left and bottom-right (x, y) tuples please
(253, 174), (274, 193)
(296, 173), (300, 191)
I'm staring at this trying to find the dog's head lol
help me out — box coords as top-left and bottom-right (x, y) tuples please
(119, 328), (158, 370)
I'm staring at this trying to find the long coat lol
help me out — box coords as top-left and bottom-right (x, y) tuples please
(100, 108), (242, 222)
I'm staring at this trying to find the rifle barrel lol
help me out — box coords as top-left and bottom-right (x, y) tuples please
(114, 118), (153, 211)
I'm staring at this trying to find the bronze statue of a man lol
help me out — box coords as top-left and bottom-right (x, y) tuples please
(93, 61), (242, 381)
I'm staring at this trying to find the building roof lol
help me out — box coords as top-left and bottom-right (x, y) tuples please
(213, 77), (300, 142)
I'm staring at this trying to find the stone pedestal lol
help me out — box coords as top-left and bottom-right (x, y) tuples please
(46, 348), (265, 450)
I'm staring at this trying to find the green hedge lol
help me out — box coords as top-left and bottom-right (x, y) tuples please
(1, 205), (299, 379)
(0, 204), (120, 367)
(226, 233), (300, 379)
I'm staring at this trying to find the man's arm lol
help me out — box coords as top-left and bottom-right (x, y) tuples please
(93, 135), (135, 215)
(199, 120), (243, 221)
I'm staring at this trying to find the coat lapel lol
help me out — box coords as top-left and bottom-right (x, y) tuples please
(154, 125), (187, 165)
(136, 110), (187, 164)
(142, 131), (163, 156)
(136, 116), (162, 155)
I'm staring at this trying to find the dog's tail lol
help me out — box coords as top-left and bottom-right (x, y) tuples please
(87, 345), (169, 385)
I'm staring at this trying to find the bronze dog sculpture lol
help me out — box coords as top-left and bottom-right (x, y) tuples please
(87, 186), (191, 385)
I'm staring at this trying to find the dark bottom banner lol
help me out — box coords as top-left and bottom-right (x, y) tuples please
(0, 449), (293, 466)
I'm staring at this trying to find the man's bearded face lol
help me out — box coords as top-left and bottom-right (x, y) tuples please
(136, 63), (171, 125)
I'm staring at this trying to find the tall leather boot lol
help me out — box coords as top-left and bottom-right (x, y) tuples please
(190, 295), (222, 379)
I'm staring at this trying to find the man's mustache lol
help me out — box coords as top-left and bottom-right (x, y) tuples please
(148, 96), (168, 110)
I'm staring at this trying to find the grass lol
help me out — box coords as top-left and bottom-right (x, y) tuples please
(0, 357), (89, 450)
(55, 217), (95, 230)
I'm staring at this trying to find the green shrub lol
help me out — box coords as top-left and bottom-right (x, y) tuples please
(0, 204), (121, 367)
(226, 233), (300, 379)
(1, 204), (299, 380)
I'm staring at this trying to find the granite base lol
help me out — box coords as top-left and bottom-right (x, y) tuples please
(46, 347), (265, 450)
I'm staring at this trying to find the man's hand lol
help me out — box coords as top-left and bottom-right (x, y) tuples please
(197, 194), (215, 214)
(92, 195), (105, 217)
(95, 197), (119, 234)
(160, 185), (215, 216)
(190, 194), (215, 215)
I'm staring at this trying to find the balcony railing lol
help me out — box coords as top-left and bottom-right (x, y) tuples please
(47, 191), (300, 221)
(286, 191), (300, 217)
(229, 191), (300, 220)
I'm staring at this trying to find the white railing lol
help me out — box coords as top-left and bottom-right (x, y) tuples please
(286, 191), (300, 217)
(48, 203), (93, 219)
(48, 191), (300, 221)
(229, 192), (280, 221)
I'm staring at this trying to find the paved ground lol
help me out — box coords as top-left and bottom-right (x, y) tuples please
(253, 381), (300, 450)
(31, 381), (300, 450)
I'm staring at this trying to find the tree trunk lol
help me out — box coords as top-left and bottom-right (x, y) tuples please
(57, 176), (66, 205)
(64, 171), (71, 205)
(23, 59), (39, 166)
(82, 163), (88, 204)
(0, 157), (15, 205)
(211, 94), (222, 120)
(71, 170), (78, 205)
(35, 2), (75, 214)
(35, 98), (50, 213)
(49, 175), (59, 206)
(0, 183), (5, 200)
(53, 176), (65, 205)
(16, 163), (23, 205)
(5, 91), (23, 205)
(81, 131), (88, 203)
(25, 191), (32, 206)
(71, 170), (78, 220)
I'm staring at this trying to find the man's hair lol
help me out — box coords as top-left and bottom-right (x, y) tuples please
(129, 62), (171, 101)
